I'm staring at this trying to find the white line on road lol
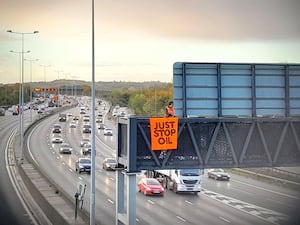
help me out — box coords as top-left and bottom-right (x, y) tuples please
(107, 199), (114, 204)
(185, 200), (193, 205)
(232, 179), (300, 200)
(230, 187), (254, 196)
(147, 199), (155, 205)
(219, 216), (231, 223)
(176, 216), (186, 222)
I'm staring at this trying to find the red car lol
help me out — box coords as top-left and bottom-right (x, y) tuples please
(138, 178), (164, 196)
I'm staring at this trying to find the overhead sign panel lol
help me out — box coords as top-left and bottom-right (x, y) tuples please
(173, 62), (300, 118)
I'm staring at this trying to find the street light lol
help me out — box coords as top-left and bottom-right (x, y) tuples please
(25, 58), (39, 123)
(40, 64), (51, 98)
(10, 50), (30, 143)
(54, 69), (63, 97)
(7, 29), (38, 160)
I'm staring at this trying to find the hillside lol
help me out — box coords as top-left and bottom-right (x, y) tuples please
(27, 80), (170, 92)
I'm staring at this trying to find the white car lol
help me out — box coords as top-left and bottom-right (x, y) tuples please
(59, 143), (72, 154)
(69, 121), (77, 128)
(103, 128), (113, 136)
(83, 115), (90, 122)
(51, 135), (63, 143)
(80, 138), (91, 147)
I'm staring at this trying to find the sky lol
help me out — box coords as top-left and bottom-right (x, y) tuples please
(0, 0), (300, 84)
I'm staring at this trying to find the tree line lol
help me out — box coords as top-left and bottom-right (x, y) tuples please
(0, 83), (173, 116)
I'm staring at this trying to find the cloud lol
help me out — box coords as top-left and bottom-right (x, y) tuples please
(102, 0), (300, 41)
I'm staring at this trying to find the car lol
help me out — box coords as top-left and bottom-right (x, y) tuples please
(73, 116), (79, 120)
(138, 178), (164, 196)
(83, 115), (90, 122)
(75, 158), (91, 174)
(103, 128), (113, 136)
(51, 134), (63, 143)
(102, 158), (117, 170)
(0, 108), (5, 116)
(59, 142), (72, 154)
(98, 123), (106, 130)
(37, 109), (43, 114)
(81, 144), (91, 155)
(97, 111), (103, 117)
(69, 121), (77, 128)
(82, 124), (91, 133)
(207, 168), (230, 181)
(59, 113), (67, 122)
(52, 124), (62, 133)
(96, 117), (103, 123)
(80, 138), (91, 147)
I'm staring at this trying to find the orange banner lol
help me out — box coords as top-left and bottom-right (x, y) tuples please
(149, 117), (178, 151)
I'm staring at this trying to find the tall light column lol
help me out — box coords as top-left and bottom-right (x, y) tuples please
(40, 64), (51, 98)
(7, 29), (38, 160)
(90, 0), (96, 224)
(25, 58), (39, 123)
(9, 51), (26, 140)
(55, 69), (63, 97)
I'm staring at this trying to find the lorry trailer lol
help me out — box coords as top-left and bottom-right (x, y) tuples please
(147, 169), (202, 194)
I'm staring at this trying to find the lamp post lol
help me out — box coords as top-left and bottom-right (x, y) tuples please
(91, 0), (96, 224)
(10, 50), (30, 160)
(40, 64), (51, 98)
(7, 29), (38, 160)
(54, 70), (63, 97)
(63, 72), (71, 95)
(10, 50), (29, 140)
(25, 58), (39, 123)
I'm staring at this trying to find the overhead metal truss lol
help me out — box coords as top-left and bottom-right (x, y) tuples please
(118, 117), (300, 172)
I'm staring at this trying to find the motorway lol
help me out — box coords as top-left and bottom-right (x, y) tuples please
(25, 104), (300, 225)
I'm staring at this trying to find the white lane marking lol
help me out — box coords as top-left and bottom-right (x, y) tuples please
(232, 179), (300, 200)
(78, 177), (83, 180)
(219, 216), (231, 223)
(147, 199), (155, 205)
(107, 199), (114, 204)
(6, 130), (39, 225)
(176, 216), (186, 222)
(185, 200), (193, 205)
(27, 127), (39, 166)
(230, 187), (254, 196)
(69, 168), (73, 173)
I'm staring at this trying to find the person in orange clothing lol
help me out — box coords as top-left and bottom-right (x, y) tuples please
(165, 101), (174, 117)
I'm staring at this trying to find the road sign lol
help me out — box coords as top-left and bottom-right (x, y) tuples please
(149, 117), (178, 150)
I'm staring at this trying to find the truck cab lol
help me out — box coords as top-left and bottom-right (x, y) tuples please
(150, 169), (202, 194)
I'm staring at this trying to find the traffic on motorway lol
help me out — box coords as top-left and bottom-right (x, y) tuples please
(23, 96), (300, 225)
